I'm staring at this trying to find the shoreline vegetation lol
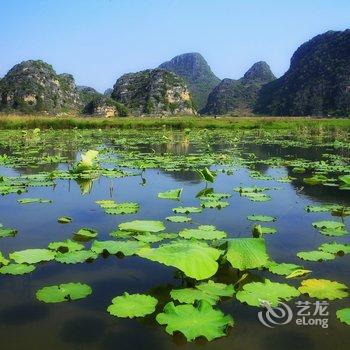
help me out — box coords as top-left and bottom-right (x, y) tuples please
(0, 115), (349, 131)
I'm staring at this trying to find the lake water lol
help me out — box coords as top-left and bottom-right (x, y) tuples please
(0, 129), (349, 350)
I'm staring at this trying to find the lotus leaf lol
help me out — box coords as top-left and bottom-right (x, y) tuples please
(91, 240), (147, 256)
(55, 250), (98, 264)
(58, 216), (72, 224)
(48, 239), (84, 252)
(17, 198), (52, 204)
(166, 216), (191, 223)
(107, 293), (158, 318)
(119, 220), (165, 233)
(9, 249), (55, 264)
(267, 262), (310, 277)
(0, 263), (35, 275)
(179, 225), (227, 240)
(247, 215), (276, 222)
(0, 228), (17, 238)
(196, 167), (216, 183)
(226, 238), (270, 271)
(336, 308), (350, 325)
(170, 288), (219, 305)
(173, 206), (202, 214)
(298, 279), (348, 300)
(156, 300), (234, 341)
(158, 188), (182, 200)
(318, 242), (350, 254)
(0, 252), (9, 266)
(297, 250), (335, 261)
(137, 240), (222, 280)
(75, 228), (98, 238)
(312, 220), (348, 236)
(196, 280), (235, 297)
(36, 282), (92, 303)
(236, 279), (300, 307)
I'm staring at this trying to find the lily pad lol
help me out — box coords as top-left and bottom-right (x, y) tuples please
(196, 280), (235, 297)
(170, 288), (219, 305)
(58, 216), (72, 224)
(75, 228), (98, 238)
(336, 308), (350, 325)
(158, 188), (182, 200)
(247, 215), (276, 222)
(36, 282), (92, 303)
(173, 206), (202, 214)
(179, 225), (227, 240)
(297, 250), (335, 261)
(318, 242), (350, 255)
(119, 220), (165, 233)
(312, 220), (348, 236)
(91, 240), (147, 256)
(48, 239), (84, 252)
(137, 240), (222, 280)
(196, 167), (217, 183)
(298, 279), (348, 300)
(156, 300), (234, 341)
(166, 216), (191, 223)
(226, 238), (270, 271)
(9, 249), (55, 264)
(0, 263), (36, 275)
(55, 250), (98, 264)
(0, 252), (10, 266)
(236, 279), (300, 307)
(17, 198), (52, 204)
(107, 293), (158, 318)
(267, 262), (310, 277)
(0, 228), (17, 238)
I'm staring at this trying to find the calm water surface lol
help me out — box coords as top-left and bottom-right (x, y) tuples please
(0, 129), (349, 350)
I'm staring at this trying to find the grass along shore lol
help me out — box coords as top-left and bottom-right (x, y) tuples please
(0, 114), (349, 131)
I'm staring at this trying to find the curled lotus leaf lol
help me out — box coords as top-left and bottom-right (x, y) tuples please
(179, 225), (227, 240)
(36, 282), (92, 303)
(107, 292), (158, 318)
(9, 249), (55, 264)
(236, 279), (300, 307)
(58, 216), (72, 224)
(156, 300), (234, 341)
(137, 240), (222, 280)
(170, 288), (219, 305)
(0, 263), (36, 275)
(298, 279), (348, 300)
(226, 238), (270, 271)
(118, 220), (165, 233)
(75, 228), (98, 238)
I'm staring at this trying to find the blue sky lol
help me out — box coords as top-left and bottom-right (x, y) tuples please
(1, 0), (349, 92)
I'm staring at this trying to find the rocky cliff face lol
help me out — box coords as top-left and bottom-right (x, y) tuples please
(0, 60), (80, 113)
(256, 30), (350, 116)
(203, 61), (275, 115)
(111, 68), (196, 116)
(159, 53), (220, 110)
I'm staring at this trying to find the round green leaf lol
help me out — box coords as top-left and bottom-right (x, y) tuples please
(118, 220), (165, 233)
(336, 308), (350, 325)
(236, 279), (300, 307)
(9, 249), (55, 264)
(170, 288), (219, 305)
(179, 225), (227, 240)
(36, 282), (92, 303)
(156, 300), (234, 341)
(298, 279), (348, 300)
(107, 293), (158, 318)
(0, 263), (36, 275)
